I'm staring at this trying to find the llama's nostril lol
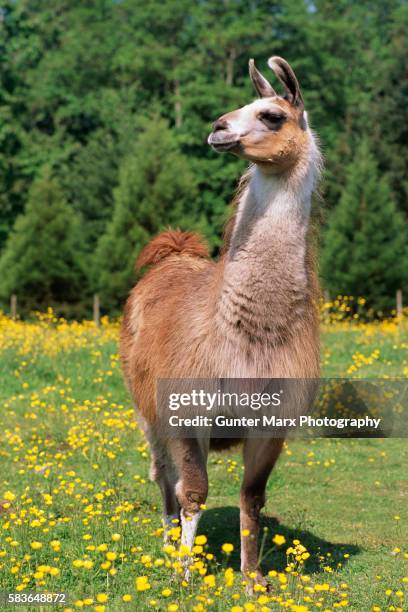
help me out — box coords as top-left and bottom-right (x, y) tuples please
(213, 119), (228, 132)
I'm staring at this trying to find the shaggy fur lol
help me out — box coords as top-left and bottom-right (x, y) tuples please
(120, 56), (322, 589)
(136, 229), (209, 269)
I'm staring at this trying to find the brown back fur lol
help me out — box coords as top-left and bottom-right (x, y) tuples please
(137, 229), (209, 269)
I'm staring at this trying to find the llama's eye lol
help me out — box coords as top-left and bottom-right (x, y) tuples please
(259, 111), (286, 129)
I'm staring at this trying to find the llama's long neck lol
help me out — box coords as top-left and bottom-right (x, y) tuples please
(217, 143), (320, 346)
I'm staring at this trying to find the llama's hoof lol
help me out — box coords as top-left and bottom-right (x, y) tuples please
(170, 561), (190, 583)
(168, 549), (193, 583)
(174, 558), (194, 584)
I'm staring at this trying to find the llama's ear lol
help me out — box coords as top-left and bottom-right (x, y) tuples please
(267, 56), (304, 108)
(249, 59), (277, 98)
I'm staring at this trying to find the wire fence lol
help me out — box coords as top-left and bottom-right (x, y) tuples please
(7, 290), (405, 325)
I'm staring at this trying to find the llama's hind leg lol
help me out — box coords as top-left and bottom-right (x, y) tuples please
(148, 436), (180, 543)
(240, 437), (284, 591)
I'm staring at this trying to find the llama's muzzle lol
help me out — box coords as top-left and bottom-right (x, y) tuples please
(208, 131), (240, 152)
(208, 116), (242, 152)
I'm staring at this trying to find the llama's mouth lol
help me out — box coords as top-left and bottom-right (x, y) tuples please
(208, 133), (240, 152)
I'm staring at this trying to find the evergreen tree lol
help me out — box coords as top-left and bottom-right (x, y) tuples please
(370, 2), (408, 214)
(321, 140), (408, 313)
(58, 109), (139, 252)
(1, 0), (407, 314)
(0, 169), (86, 315)
(94, 117), (201, 311)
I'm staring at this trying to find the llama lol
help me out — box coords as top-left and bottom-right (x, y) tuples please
(120, 56), (322, 588)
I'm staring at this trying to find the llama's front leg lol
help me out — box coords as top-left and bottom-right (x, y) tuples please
(240, 437), (284, 592)
(170, 437), (209, 577)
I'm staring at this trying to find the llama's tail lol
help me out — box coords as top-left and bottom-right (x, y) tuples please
(136, 229), (210, 270)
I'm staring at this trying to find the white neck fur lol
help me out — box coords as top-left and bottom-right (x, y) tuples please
(216, 131), (321, 349)
(229, 131), (321, 257)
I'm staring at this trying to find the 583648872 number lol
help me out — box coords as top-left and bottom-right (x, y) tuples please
(0, 592), (68, 606)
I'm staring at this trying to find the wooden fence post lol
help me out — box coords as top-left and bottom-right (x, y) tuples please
(396, 289), (403, 318)
(10, 294), (17, 320)
(93, 294), (100, 327)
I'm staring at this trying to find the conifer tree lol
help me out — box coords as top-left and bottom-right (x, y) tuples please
(0, 169), (86, 315)
(94, 117), (200, 311)
(321, 140), (408, 312)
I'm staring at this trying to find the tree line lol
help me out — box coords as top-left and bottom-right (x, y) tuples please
(0, 0), (407, 316)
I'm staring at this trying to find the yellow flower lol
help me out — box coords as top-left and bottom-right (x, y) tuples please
(204, 574), (216, 587)
(257, 595), (270, 605)
(272, 534), (286, 546)
(30, 541), (42, 550)
(167, 605), (178, 612)
(106, 552), (117, 561)
(122, 594), (132, 602)
(169, 527), (181, 541)
(111, 533), (121, 541)
(96, 594), (108, 603)
(195, 535), (207, 545)
(136, 576), (151, 592)
(163, 544), (176, 554)
(222, 543), (234, 553)
(224, 567), (234, 586)
(161, 589), (172, 597)
(3, 491), (16, 501)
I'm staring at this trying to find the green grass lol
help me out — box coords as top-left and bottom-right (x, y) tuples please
(0, 317), (407, 611)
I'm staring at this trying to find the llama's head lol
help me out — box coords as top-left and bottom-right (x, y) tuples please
(208, 56), (310, 172)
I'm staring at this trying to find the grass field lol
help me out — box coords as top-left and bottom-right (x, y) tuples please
(0, 311), (407, 612)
